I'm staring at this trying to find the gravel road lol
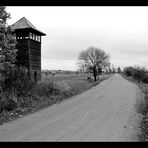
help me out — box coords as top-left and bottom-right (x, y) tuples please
(0, 74), (142, 141)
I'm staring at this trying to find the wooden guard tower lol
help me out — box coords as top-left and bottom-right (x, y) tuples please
(11, 17), (46, 81)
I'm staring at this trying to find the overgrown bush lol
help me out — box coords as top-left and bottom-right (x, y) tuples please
(3, 66), (36, 97)
(124, 66), (133, 76)
(0, 66), (36, 109)
(36, 82), (61, 97)
(0, 92), (17, 113)
(142, 75), (148, 83)
(124, 66), (148, 83)
(139, 94), (148, 115)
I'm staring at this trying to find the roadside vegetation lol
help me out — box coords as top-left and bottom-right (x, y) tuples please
(0, 68), (111, 126)
(122, 66), (148, 141)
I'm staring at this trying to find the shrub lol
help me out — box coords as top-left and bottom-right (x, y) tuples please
(0, 66), (37, 109)
(133, 70), (141, 80)
(139, 94), (148, 115)
(124, 66), (148, 83)
(4, 66), (36, 97)
(4, 99), (17, 111)
(0, 92), (17, 113)
(36, 82), (61, 97)
(142, 75), (148, 83)
(0, 98), (4, 114)
(56, 81), (71, 92)
(124, 67), (133, 76)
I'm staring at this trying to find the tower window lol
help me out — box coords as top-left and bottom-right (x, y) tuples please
(29, 32), (32, 39)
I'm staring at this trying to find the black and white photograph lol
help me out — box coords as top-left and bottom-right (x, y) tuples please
(0, 6), (148, 142)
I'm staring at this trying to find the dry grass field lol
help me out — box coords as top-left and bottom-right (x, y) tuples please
(41, 72), (92, 82)
(41, 72), (109, 92)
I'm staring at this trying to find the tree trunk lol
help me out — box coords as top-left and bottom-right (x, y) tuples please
(93, 68), (97, 81)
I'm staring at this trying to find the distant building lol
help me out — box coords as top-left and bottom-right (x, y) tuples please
(11, 17), (46, 81)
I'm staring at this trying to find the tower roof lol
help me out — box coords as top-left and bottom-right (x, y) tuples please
(11, 17), (46, 36)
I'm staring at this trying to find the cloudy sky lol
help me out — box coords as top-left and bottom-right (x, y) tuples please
(6, 6), (148, 70)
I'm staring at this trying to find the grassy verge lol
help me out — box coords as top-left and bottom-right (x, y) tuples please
(0, 74), (111, 126)
(122, 74), (148, 141)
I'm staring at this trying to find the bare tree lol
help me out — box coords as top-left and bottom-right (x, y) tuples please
(78, 46), (110, 81)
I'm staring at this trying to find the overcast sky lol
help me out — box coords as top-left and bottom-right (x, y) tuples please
(6, 6), (148, 70)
